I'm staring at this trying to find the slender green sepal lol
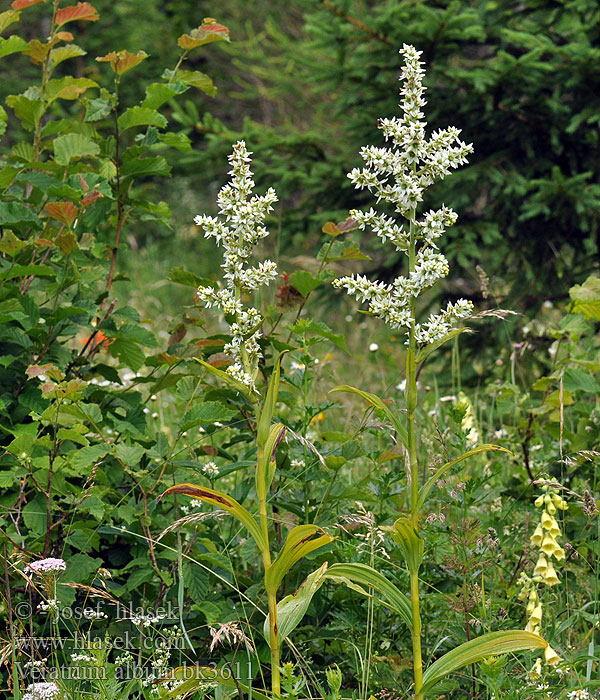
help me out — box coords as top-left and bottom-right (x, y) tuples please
(160, 483), (266, 553)
(330, 384), (408, 448)
(385, 517), (424, 574)
(415, 327), (471, 364)
(265, 524), (333, 595)
(417, 444), (512, 509)
(421, 630), (547, 694)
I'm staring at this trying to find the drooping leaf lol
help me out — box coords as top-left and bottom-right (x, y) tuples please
(0, 201), (42, 229)
(163, 68), (216, 97)
(265, 524), (333, 595)
(288, 270), (323, 297)
(417, 445), (512, 509)
(160, 483), (266, 553)
(0, 35), (29, 58)
(120, 156), (171, 179)
(5, 94), (44, 130)
(45, 201), (78, 227)
(48, 43), (86, 70)
(195, 358), (255, 403)
(157, 132), (191, 151)
(117, 106), (167, 131)
(0, 10), (21, 34)
(11, 0), (44, 9)
(330, 384), (408, 448)
(96, 49), (148, 75)
(55, 2), (99, 27)
(53, 133), (99, 166)
(177, 20), (230, 50)
(45, 76), (97, 102)
(569, 275), (600, 320)
(421, 630), (547, 694)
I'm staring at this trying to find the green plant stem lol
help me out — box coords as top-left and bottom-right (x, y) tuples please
(406, 209), (424, 700)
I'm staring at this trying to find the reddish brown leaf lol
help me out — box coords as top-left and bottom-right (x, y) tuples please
(337, 216), (359, 233)
(177, 19), (230, 50)
(55, 31), (74, 41)
(11, 0), (44, 9)
(55, 2), (99, 27)
(322, 221), (341, 237)
(45, 201), (78, 227)
(96, 49), (148, 75)
(77, 173), (89, 190)
(80, 190), (102, 207)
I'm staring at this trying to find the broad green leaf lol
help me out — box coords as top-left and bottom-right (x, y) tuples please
(163, 68), (216, 97)
(48, 43), (86, 70)
(45, 76), (97, 102)
(0, 230), (26, 255)
(161, 483), (266, 553)
(108, 339), (145, 372)
(69, 444), (110, 470)
(0, 35), (29, 58)
(416, 327), (471, 364)
(265, 562), (329, 644)
(330, 384), (408, 448)
(157, 131), (191, 151)
(325, 562), (412, 629)
(0, 202), (42, 229)
(289, 270), (322, 297)
(195, 358), (255, 403)
(417, 444), (511, 509)
(53, 133), (99, 166)
(5, 94), (44, 130)
(117, 106), (168, 131)
(0, 10), (21, 35)
(421, 630), (547, 694)
(177, 401), (238, 432)
(84, 97), (111, 122)
(120, 156), (171, 179)
(142, 82), (186, 110)
(163, 666), (269, 700)
(265, 524), (333, 595)
(569, 276), (600, 320)
(386, 517), (423, 574)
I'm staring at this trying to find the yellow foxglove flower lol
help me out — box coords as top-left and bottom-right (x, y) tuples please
(543, 561), (560, 587)
(531, 523), (544, 547)
(533, 554), (548, 577)
(553, 546), (566, 561)
(528, 657), (542, 680)
(544, 645), (560, 666)
(541, 534), (558, 556)
(534, 495), (544, 508)
(525, 619), (540, 634)
(530, 603), (543, 625)
(541, 511), (554, 530)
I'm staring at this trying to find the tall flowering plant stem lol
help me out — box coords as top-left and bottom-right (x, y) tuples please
(332, 45), (547, 698)
(160, 142), (333, 699)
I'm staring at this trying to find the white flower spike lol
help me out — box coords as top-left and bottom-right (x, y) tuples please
(334, 45), (474, 344)
(194, 141), (278, 391)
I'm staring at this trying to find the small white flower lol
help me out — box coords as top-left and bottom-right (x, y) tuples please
(25, 558), (66, 575)
(369, 343), (379, 352)
(22, 682), (60, 700)
(202, 461), (220, 477)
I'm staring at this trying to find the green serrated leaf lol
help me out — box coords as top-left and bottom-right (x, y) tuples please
(6, 94), (45, 131)
(178, 401), (237, 432)
(53, 133), (100, 166)
(120, 156), (171, 179)
(0, 35), (29, 59)
(163, 68), (216, 96)
(289, 270), (322, 297)
(118, 106), (168, 131)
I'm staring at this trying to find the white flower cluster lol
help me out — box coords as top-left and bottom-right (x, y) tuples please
(333, 45), (474, 344)
(202, 461), (219, 477)
(25, 558), (66, 575)
(22, 682), (61, 700)
(194, 141), (278, 391)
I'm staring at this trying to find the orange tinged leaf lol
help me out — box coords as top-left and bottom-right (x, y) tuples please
(80, 189), (103, 207)
(55, 31), (74, 41)
(55, 2), (99, 27)
(177, 20), (230, 50)
(96, 49), (148, 75)
(45, 201), (78, 227)
(11, 0), (44, 9)
(24, 39), (50, 64)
